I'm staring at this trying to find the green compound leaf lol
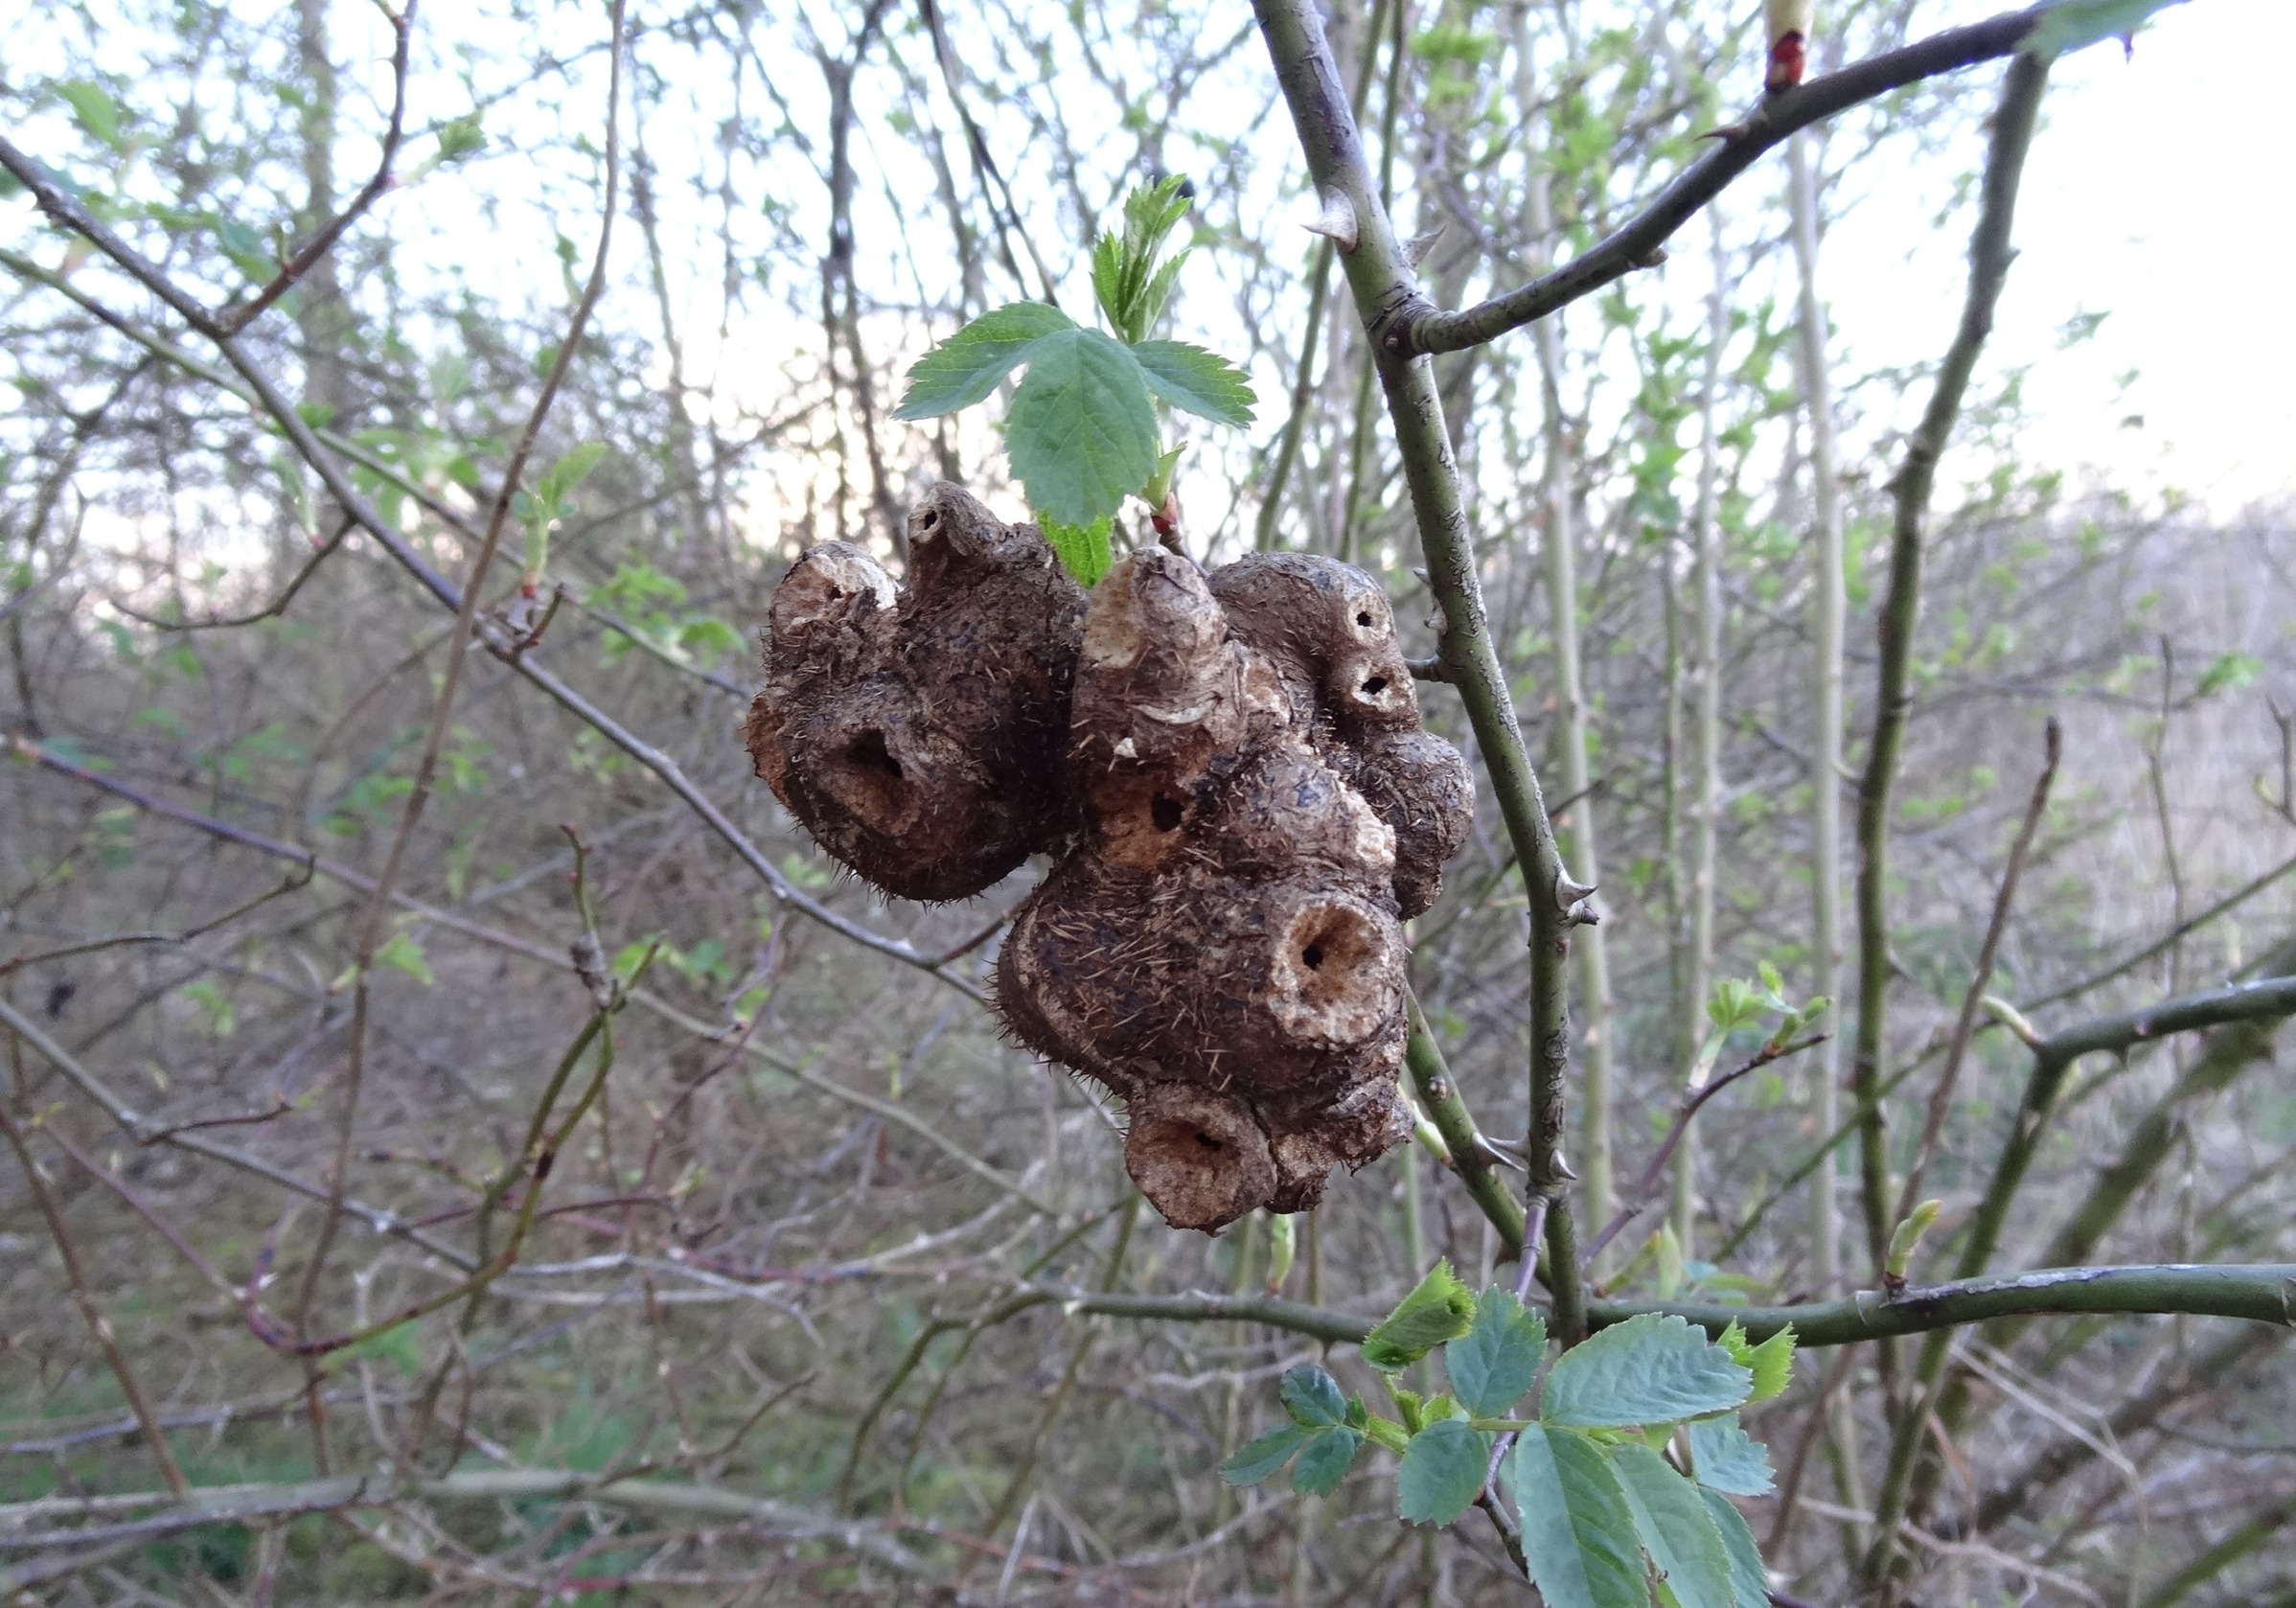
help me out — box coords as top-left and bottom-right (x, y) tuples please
(2024, 0), (2188, 59)
(1130, 339), (1257, 427)
(1687, 1413), (1775, 1497)
(1003, 327), (1159, 528)
(1716, 1321), (1797, 1406)
(1362, 1257), (1477, 1372)
(1507, 1426), (1650, 1608)
(1698, 1487), (1773, 1608)
(1610, 1443), (1735, 1608)
(1220, 1422), (1311, 1486)
(1445, 1288), (1548, 1418)
(1292, 1425), (1363, 1496)
(891, 301), (1074, 420)
(1539, 1313), (1752, 1429)
(1037, 515), (1114, 588)
(1279, 1365), (1348, 1430)
(1395, 1417), (1492, 1528)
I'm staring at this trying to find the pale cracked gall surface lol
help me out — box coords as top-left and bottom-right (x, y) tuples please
(997, 551), (1413, 1230)
(744, 484), (1086, 903)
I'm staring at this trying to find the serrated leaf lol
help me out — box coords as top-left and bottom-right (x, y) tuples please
(1508, 1426), (1650, 1608)
(1541, 1314), (1752, 1428)
(891, 301), (1074, 420)
(1280, 1365), (1347, 1429)
(1397, 1417), (1492, 1527)
(1445, 1288), (1548, 1417)
(1293, 1425), (1362, 1495)
(1221, 1421), (1310, 1485)
(1039, 515), (1114, 588)
(2024, 0), (2187, 58)
(1713, 1321), (1798, 1405)
(1610, 1444), (1735, 1608)
(1003, 327), (1159, 527)
(1362, 1257), (1478, 1372)
(1744, 1329), (1794, 1404)
(1135, 249), (1190, 339)
(1697, 1488), (1772, 1608)
(1132, 339), (1257, 427)
(1687, 1413), (1774, 1496)
(1090, 234), (1127, 338)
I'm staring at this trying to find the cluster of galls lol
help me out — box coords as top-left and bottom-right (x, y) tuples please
(746, 484), (1473, 1232)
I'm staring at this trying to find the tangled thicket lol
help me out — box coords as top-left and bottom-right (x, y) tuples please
(746, 484), (1472, 1229)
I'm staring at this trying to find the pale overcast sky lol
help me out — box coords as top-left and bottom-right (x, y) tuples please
(1826, 0), (2293, 512)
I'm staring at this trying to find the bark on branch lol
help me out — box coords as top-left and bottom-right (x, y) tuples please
(1393, 3), (2060, 355)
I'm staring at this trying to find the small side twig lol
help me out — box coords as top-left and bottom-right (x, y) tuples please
(218, 4), (418, 335)
(0, 860), (315, 979)
(1578, 1032), (1826, 1272)
(1890, 715), (2060, 1232)
(0, 1102), (188, 1495)
(107, 517), (354, 632)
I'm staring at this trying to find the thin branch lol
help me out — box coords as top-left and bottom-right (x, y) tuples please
(1578, 1032), (1826, 1271)
(107, 517), (353, 633)
(1850, 44), (2055, 1288)
(1012, 1262), (2296, 1352)
(1393, 3), (2059, 355)
(0, 1103), (188, 1495)
(0, 861), (314, 978)
(219, 4), (417, 334)
(1405, 993), (1527, 1257)
(0, 992), (474, 1270)
(1595, 1264), (2296, 1348)
(1252, 0), (1583, 1342)
(2020, 848), (2296, 1013)
(1891, 716), (2060, 1229)
(288, 0), (630, 1379)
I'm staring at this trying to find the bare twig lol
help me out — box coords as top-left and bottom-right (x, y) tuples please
(108, 517), (354, 633)
(1579, 1032), (1827, 1271)
(1891, 716), (2061, 1229)
(0, 991), (473, 1268)
(1392, 4), (2061, 355)
(287, 0), (630, 1385)
(0, 860), (315, 978)
(0, 1102), (187, 1495)
(2022, 847), (2296, 1013)
(219, 5), (417, 334)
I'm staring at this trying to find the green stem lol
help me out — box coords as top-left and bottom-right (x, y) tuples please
(1016, 1262), (2296, 1351)
(1405, 996), (1527, 1255)
(1251, 0), (1582, 1343)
